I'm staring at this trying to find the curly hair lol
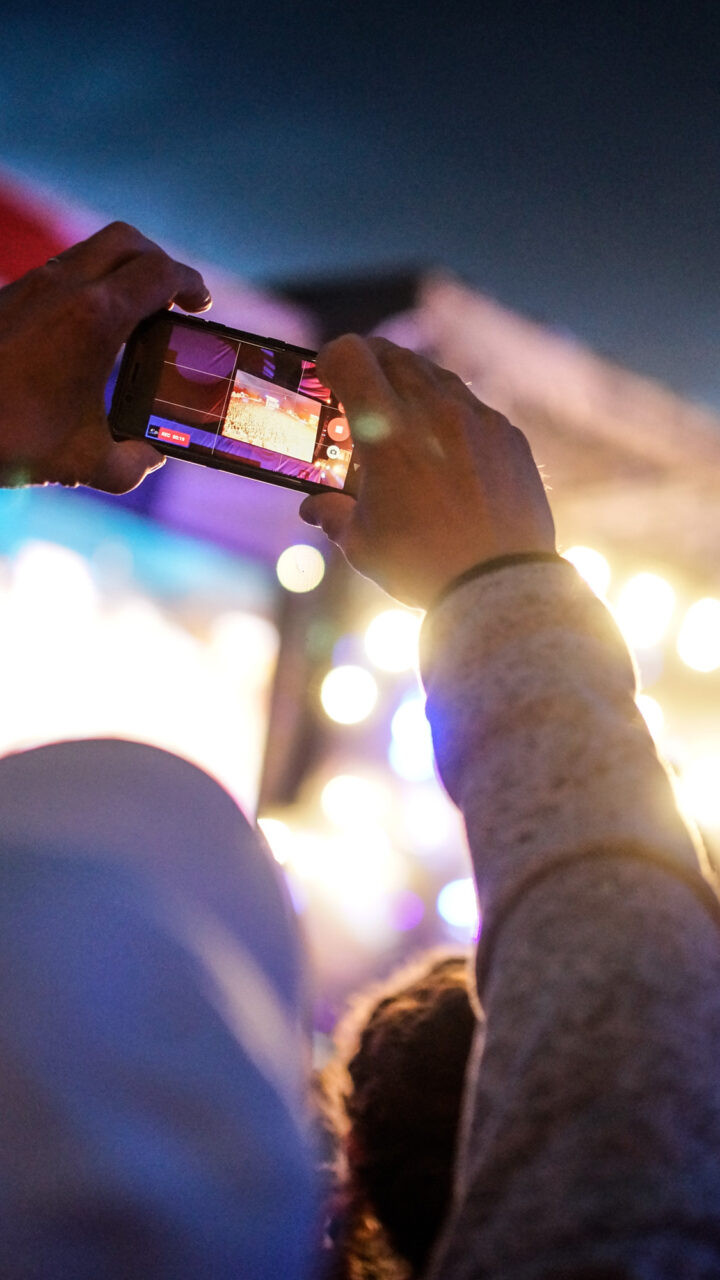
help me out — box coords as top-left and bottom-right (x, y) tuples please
(318, 949), (479, 1279)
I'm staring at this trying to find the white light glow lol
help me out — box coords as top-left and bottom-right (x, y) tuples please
(0, 541), (275, 815)
(636, 694), (665, 742)
(401, 783), (459, 856)
(677, 598), (720, 673)
(208, 611), (278, 686)
(287, 827), (403, 891)
(614, 573), (676, 649)
(437, 878), (479, 933)
(257, 817), (293, 865)
(364, 608), (422, 673)
(563, 545), (611, 597)
(320, 665), (378, 724)
(12, 540), (98, 629)
(282, 825), (406, 944)
(677, 755), (720, 828)
(320, 773), (391, 828)
(389, 738), (435, 783)
(389, 696), (435, 782)
(276, 544), (326, 593)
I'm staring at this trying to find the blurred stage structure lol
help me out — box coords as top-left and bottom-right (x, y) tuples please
(3, 167), (720, 1010)
(284, 269), (720, 581)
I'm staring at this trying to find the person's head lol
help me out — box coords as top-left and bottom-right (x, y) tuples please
(319, 949), (479, 1279)
(0, 739), (315, 1278)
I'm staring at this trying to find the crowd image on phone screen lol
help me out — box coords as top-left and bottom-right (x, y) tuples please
(146, 323), (352, 488)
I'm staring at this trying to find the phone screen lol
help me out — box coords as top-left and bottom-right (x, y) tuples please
(141, 319), (352, 490)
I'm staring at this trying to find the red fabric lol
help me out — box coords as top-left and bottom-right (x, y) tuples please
(0, 176), (87, 283)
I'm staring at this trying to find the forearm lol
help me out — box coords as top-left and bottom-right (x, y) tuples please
(421, 559), (713, 924)
(421, 561), (720, 1278)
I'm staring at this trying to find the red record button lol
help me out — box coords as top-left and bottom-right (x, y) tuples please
(327, 415), (351, 443)
(158, 427), (191, 448)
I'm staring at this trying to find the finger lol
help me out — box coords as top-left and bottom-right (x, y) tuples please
(87, 440), (166, 495)
(368, 336), (439, 387)
(176, 289), (213, 314)
(43, 222), (163, 281)
(317, 334), (399, 425)
(368, 336), (474, 407)
(299, 492), (356, 543)
(364, 338), (452, 455)
(48, 223), (212, 316)
(96, 249), (211, 342)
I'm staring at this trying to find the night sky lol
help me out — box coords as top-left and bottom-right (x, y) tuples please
(2, 2), (718, 403)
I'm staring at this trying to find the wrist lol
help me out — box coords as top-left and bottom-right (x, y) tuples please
(428, 551), (568, 615)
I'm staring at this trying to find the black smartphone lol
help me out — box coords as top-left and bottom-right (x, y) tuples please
(110, 310), (357, 495)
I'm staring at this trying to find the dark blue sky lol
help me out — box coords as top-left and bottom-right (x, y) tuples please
(2, 1), (719, 403)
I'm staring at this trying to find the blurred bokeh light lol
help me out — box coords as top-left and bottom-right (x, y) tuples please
(364, 607), (422, 673)
(563, 545), (612, 597)
(320, 664), (378, 724)
(677, 598), (720, 673)
(276, 543), (325, 593)
(678, 755), (720, 830)
(320, 771), (391, 828)
(614, 572), (676, 650)
(437, 878), (479, 937)
(636, 693), (665, 743)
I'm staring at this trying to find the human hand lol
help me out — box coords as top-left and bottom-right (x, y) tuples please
(0, 222), (211, 492)
(299, 336), (556, 607)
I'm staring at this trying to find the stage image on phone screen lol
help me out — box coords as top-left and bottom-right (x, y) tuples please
(145, 322), (352, 488)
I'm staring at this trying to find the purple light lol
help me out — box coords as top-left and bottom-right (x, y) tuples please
(392, 889), (425, 932)
(284, 871), (307, 915)
(313, 997), (338, 1035)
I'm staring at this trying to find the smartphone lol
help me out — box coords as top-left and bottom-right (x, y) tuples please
(110, 310), (357, 495)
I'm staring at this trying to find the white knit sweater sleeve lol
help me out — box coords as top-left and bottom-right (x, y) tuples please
(421, 560), (720, 1280)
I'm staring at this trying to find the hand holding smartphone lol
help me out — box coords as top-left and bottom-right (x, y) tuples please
(110, 311), (357, 496)
(300, 334), (556, 607)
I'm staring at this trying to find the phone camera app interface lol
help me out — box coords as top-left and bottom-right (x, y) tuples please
(146, 323), (352, 488)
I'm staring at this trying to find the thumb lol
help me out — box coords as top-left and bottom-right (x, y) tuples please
(89, 440), (166, 494)
(299, 493), (356, 544)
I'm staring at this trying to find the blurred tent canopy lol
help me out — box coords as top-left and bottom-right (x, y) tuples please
(285, 268), (720, 585)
